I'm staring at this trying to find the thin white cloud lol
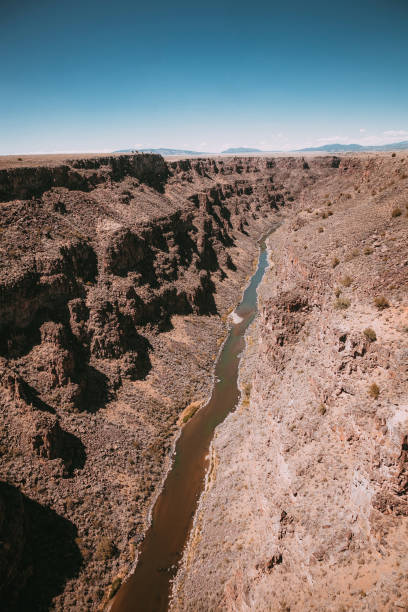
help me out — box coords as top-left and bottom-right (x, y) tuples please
(383, 130), (408, 137)
(359, 128), (366, 133)
(315, 136), (350, 143)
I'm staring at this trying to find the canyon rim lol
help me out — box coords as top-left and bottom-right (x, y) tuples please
(0, 151), (407, 610)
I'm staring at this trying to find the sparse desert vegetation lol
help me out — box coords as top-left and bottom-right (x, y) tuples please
(368, 382), (380, 399)
(363, 327), (377, 342)
(374, 296), (390, 310)
(95, 537), (117, 562)
(335, 297), (351, 309)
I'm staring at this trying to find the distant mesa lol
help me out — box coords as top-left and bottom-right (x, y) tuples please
(297, 140), (408, 153)
(298, 143), (366, 153)
(115, 146), (265, 156)
(221, 147), (263, 154)
(114, 147), (208, 156)
(113, 140), (408, 157)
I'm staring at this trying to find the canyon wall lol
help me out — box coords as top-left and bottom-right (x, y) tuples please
(3, 152), (404, 611)
(0, 153), (324, 610)
(172, 153), (408, 611)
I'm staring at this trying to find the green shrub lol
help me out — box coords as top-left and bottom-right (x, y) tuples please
(331, 257), (340, 268)
(109, 578), (122, 599)
(392, 207), (402, 217)
(363, 327), (377, 342)
(363, 246), (373, 255)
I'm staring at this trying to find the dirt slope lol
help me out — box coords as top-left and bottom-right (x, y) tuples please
(172, 153), (408, 611)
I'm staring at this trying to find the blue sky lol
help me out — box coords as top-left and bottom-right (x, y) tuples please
(1, 0), (407, 154)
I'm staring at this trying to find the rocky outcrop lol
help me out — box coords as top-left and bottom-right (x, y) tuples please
(0, 153), (168, 202)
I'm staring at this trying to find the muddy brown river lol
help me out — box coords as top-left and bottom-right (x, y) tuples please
(111, 230), (274, 612)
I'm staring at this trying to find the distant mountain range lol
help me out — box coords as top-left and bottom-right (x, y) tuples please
(114, 147), (208, 156)
(115, 146), (267, 155)
(297, 140), (408, 152)
(114, 140), (408, 156)
(114, 146), (265, 155)
(221, 147), (263, 154)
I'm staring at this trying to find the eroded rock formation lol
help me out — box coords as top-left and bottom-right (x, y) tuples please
(4, 151), (405, 611)
(0, 153), (307, 610)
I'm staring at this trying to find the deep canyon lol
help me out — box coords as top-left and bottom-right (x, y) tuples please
(0, 152), (407, 611)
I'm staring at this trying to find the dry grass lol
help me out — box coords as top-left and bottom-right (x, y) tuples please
(374, 296), (390, 310)
(241, 383), (252, 407)
(334, 297), (350, 310)
(340, 275), (352, 287)
(368, 382), (380, 399)
(95, 537), (116, 561)
(363, 327), (377, 342)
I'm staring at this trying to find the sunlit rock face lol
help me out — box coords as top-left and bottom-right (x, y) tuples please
(172, 152), (408, 612)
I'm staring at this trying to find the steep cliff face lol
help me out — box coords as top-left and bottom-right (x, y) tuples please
(1, 152), (333, 610)
(0, 153), (169, 201)
(172, 153), (408, 611)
